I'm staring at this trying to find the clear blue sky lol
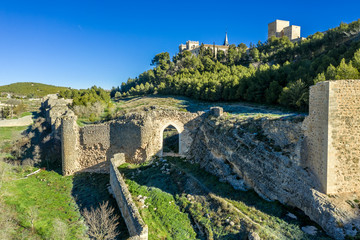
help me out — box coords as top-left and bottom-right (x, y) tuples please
(0, 0), (359, 90)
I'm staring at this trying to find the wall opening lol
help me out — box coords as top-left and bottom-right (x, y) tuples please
(162, 125), (179, 155)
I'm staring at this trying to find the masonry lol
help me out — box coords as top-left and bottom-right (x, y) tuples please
(303, 80), (360, 194)
(60, 107), (203, 175)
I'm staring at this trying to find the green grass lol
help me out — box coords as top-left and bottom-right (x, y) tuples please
(20, 112), (32, 117)
(0, 165), (87, 239)
(0, 126), (28, 159)
(119, 157), (332, 240)
(0, 82), (69, 97)
(125, 180), (197, 240)
(0, 126), (27, 141)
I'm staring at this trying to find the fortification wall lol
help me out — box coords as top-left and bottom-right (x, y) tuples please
(328, 80), (360, 193)
(109, 153), (148, 240)
(303, 82), (329, 192)
(60, 108), (202, 175)
(304, 80), (360, 194)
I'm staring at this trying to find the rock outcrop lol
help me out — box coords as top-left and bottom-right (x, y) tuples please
(189, 115), (360, 239)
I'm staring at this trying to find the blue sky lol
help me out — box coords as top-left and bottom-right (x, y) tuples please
(0, 0), (359, 90)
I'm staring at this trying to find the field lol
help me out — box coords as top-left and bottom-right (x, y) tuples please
(119, 157), (332, 240)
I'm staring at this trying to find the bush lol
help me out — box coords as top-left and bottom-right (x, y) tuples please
(82, 201), (120, 240)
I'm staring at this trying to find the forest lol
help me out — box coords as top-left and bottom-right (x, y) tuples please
(116, 20), (360, 111)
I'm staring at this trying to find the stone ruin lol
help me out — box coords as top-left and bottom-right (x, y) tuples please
(41, 80), (360, 239)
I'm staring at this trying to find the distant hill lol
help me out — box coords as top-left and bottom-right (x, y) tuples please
(0, 82), (70, 97)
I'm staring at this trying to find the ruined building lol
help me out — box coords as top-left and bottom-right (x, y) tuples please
(268, 19), (302, 41)
(42, 79), (360, 240)
(179, 32), (230, 56)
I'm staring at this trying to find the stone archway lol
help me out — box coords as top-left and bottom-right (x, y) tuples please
(159, 121), (184, 156)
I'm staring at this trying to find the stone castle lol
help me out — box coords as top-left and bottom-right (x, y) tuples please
(268, 19), (303, 41)
(42, 79), (360, 239)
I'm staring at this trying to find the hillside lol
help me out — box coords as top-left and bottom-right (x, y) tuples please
(117, 19), (360, 111)
(0, 82), (69, 97)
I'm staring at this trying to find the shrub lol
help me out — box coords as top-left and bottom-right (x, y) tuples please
(82, 201), (120, 240)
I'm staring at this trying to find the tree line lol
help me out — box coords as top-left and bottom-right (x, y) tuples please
(116, 19), (360, 111)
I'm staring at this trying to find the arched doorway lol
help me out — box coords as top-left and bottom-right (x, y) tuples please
(162, 124), (180, 155)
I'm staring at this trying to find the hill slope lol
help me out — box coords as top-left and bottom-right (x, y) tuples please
(0, 82), (69, 97)
(117, 19), (360, 112)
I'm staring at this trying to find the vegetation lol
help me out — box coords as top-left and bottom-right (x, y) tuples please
(0, 126), (28, 160)
(0, 82), (68, 98)
(117, 20), (360, 111)
(119, 157), (331, 240)
(72, 173), (129, 240)
(1, 124), (128, 240)
(59, 86), (113, 123)
(82, 201), (119, 240)
(0, 164), (87, 239)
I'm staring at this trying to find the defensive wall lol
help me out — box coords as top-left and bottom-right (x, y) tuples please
(42, 79), (360, 239)
(303, 80), (360, 194)
(110, 153), (148, 240)
(60, 107), (203, 175)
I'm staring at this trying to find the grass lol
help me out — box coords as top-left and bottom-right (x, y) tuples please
(0, 126), (28, 160)
(0, 82), (69, 97)
(125, 180), (197, 240)
(0, 164), (88, 239)
(20, 112), (33, 118)
(119, 157), (332, 240)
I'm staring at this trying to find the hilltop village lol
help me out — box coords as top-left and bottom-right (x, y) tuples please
(178, 19), (304, 56)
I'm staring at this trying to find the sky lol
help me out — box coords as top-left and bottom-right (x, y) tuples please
(0, 1), (359, 90)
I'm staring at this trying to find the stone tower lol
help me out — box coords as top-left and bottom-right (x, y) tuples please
(304, 80), (360, 194)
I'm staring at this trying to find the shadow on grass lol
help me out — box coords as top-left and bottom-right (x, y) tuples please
(71, 172), (130, 240)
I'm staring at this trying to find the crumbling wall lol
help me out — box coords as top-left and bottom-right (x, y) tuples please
(60, 108), (202, 174)
(109, 153), (148, 240)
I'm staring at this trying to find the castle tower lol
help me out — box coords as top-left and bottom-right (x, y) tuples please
(224, 32), (229, 46)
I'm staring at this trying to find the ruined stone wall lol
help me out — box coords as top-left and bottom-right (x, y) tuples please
(109, 153), (148, 240)
(61, 116), (80, 175)
(60, 108), (202, 174)
(304, 80), (360, 194)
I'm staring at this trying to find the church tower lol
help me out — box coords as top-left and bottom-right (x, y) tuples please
(224, 32), (229, 46)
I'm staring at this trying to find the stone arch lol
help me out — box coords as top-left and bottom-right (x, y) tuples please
(159, 121), (184, 156)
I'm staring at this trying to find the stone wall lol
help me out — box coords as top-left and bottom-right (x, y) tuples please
(60, 108), (203, 175)
(304, 80), (360, 194)
(109, 153), (148, 240)
(328, 80), (360, 193)
(61, 116), (80, 175)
